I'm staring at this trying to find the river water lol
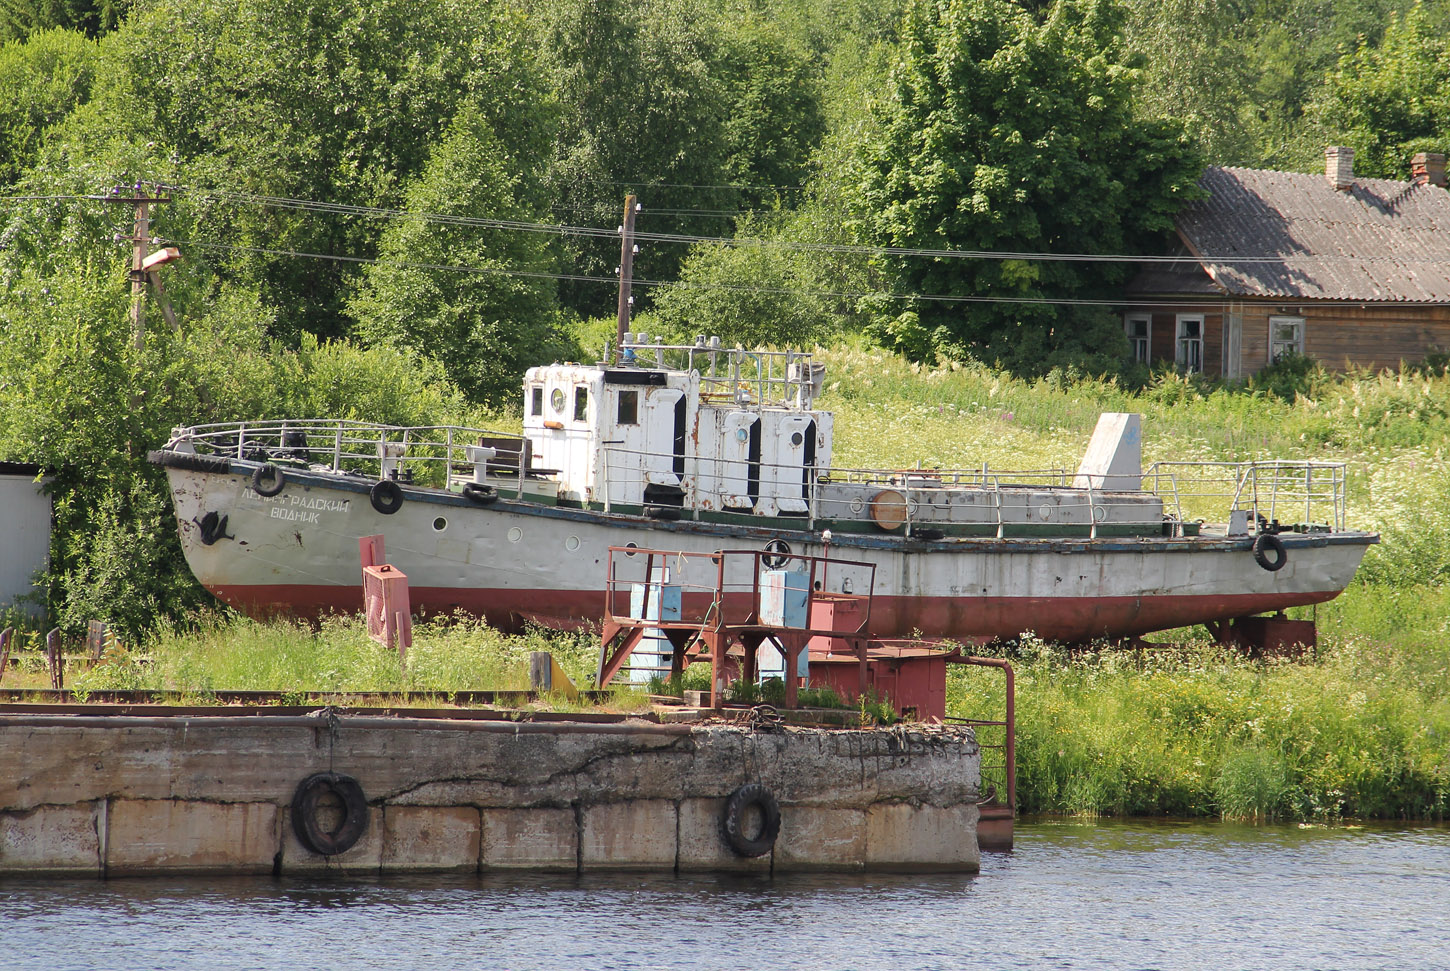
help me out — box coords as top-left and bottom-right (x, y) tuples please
(2, 819), (1446, 971)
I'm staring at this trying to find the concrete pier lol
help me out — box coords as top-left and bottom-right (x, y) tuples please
(0, 713), (980, 876)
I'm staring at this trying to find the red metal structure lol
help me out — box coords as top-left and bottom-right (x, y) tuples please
(596, 545), (1016, 844)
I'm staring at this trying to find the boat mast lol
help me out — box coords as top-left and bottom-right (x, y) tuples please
(614, 194), (639, 364)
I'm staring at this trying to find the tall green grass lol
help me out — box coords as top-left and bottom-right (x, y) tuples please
(71, 612), (611, 701)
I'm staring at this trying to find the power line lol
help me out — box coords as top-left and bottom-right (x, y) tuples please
(163, 237), (1237, 310)
(185, 187), (1450, 268)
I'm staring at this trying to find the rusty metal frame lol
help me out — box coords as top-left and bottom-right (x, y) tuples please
(598, 546), (877, 708)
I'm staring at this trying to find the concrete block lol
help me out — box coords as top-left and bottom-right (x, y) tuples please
(280, 805), (382, 873)
(0, 803), (101, 873)
(107, 799), (278, 875)
(773, 806), (866, 871)
(865, 802), (979, 871)
(481, 807), (577, 871)
(580, 800), (677, 870)
(381, 806), (480, 872)
(676, 798), (770, 872)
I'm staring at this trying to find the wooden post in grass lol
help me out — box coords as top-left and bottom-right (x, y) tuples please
(0, 627), (12, 687)
(45, 627), (63, 690)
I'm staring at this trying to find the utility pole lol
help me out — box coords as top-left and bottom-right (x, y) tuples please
(106, 184), (172, 352)
(615, 194), (639, 363)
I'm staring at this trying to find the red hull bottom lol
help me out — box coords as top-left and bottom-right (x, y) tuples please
(207, 583), (1341, 643)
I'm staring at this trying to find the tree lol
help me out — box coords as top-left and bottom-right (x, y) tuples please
(50, 0), (555, 343)
(0, 0), (126, 41)
(534, 0), (830, 317)
(1320, 2), (1450, 179)
(0, 27), (98, 187)
(855, 0), (1203, 376)
(346, 105), (570, 406)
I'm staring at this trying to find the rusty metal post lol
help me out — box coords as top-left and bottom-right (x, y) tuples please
(87, 620), (107, 665)
(0, 627), (12, 686)
(45, 627), (63, 690)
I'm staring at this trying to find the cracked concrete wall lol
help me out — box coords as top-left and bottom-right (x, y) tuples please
(0, 715), (980, 876)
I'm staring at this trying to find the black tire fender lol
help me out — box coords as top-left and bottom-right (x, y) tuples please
(291, 771), (368, 856)
(761, 540), (791, 569)
(250, 463), (285, 497)
(462, 482), (498, 505)
(1253, 532), (1288, 572)
(370, 479), (404, 514)
(721, 782), (781, 857)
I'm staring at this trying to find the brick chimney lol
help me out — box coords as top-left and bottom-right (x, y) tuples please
(1325, 146), (1355, 190)
(1412, 151), (1447, 187)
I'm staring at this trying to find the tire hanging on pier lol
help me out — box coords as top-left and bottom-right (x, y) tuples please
(721, 783), (781, 857)
(250, 463), (286, 497)
(291, 772), (369, 857)
(370, 479), (404, 514)
(1252, 532), (1288, 572)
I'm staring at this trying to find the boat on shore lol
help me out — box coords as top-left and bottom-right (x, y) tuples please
(149, 337), (1376, 643)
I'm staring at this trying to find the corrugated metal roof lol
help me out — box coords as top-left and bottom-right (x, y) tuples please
(1172, 166), (1450, 302)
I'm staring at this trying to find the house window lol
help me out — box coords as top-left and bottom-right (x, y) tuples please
(1124, 314), (1151, 363)
(573, 386), (589, 422)
(617, 390), (639, 425)
(530, 386), (543, 416)
(1176, 315), (1204, 374)
(1270, 316), (1305, 361)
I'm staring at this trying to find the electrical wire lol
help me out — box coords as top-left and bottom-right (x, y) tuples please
(163, 237), (1242, 310)
(183, 187), (1450, 267)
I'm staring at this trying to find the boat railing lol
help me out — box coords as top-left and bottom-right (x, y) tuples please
(597, 445), (1171, 533)
(1141, 461), (1348, 531)
(613, 337), (823, 409)
(166, 420), (530, 493)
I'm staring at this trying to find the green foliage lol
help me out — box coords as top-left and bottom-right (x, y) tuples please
(949, 615), (1450, 820)
(0, 0), (125, 41)
(0, 27), (97, 186)
(347, 105), (571, 406)
(535, 0), (829, 316)
(62, 0), (555, 343)
(855, 0), (1205, 377)
(652, 228), (833, 348)
(1246, 350), (1328, 402)
(1320, 2), (1450, 179)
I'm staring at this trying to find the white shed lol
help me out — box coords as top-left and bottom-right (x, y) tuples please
(0, 463), (51, 618)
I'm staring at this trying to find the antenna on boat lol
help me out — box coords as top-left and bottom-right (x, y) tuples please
(614, 195), (640, 364)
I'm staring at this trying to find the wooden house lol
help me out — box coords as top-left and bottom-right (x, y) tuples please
(1124, 148), (1450, 378)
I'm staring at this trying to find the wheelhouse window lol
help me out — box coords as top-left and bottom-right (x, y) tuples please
(1124, 314), (1151, 363)
(530, 386), (543, 416)
(616, 389), (639, 425)
(1176, 315), (1204, 374)
(1270, 316), (1305, 361)
(573, 386), (589, 422)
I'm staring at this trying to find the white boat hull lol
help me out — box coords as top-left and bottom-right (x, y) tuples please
(162, 462), (1375, 643)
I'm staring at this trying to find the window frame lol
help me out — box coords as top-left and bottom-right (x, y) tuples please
(616, 389), (639, 426)
(1269, 315), (1306, 362)
(1175, 314), (1205, 374)
(1124, 313), (1151, 364)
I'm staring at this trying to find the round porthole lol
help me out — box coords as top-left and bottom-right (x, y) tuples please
(432, 517), (447, 531)
(790, 431), (804, 446)
(735, 428), (749, 443)
(565, 535), (581, 552)
(508, 527), (523, 543)
(1038, 505), (1052, 521)
(1093, 505), (1108, 523)
(551, 388), (566, 413)
(624, 542), (638, 557)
